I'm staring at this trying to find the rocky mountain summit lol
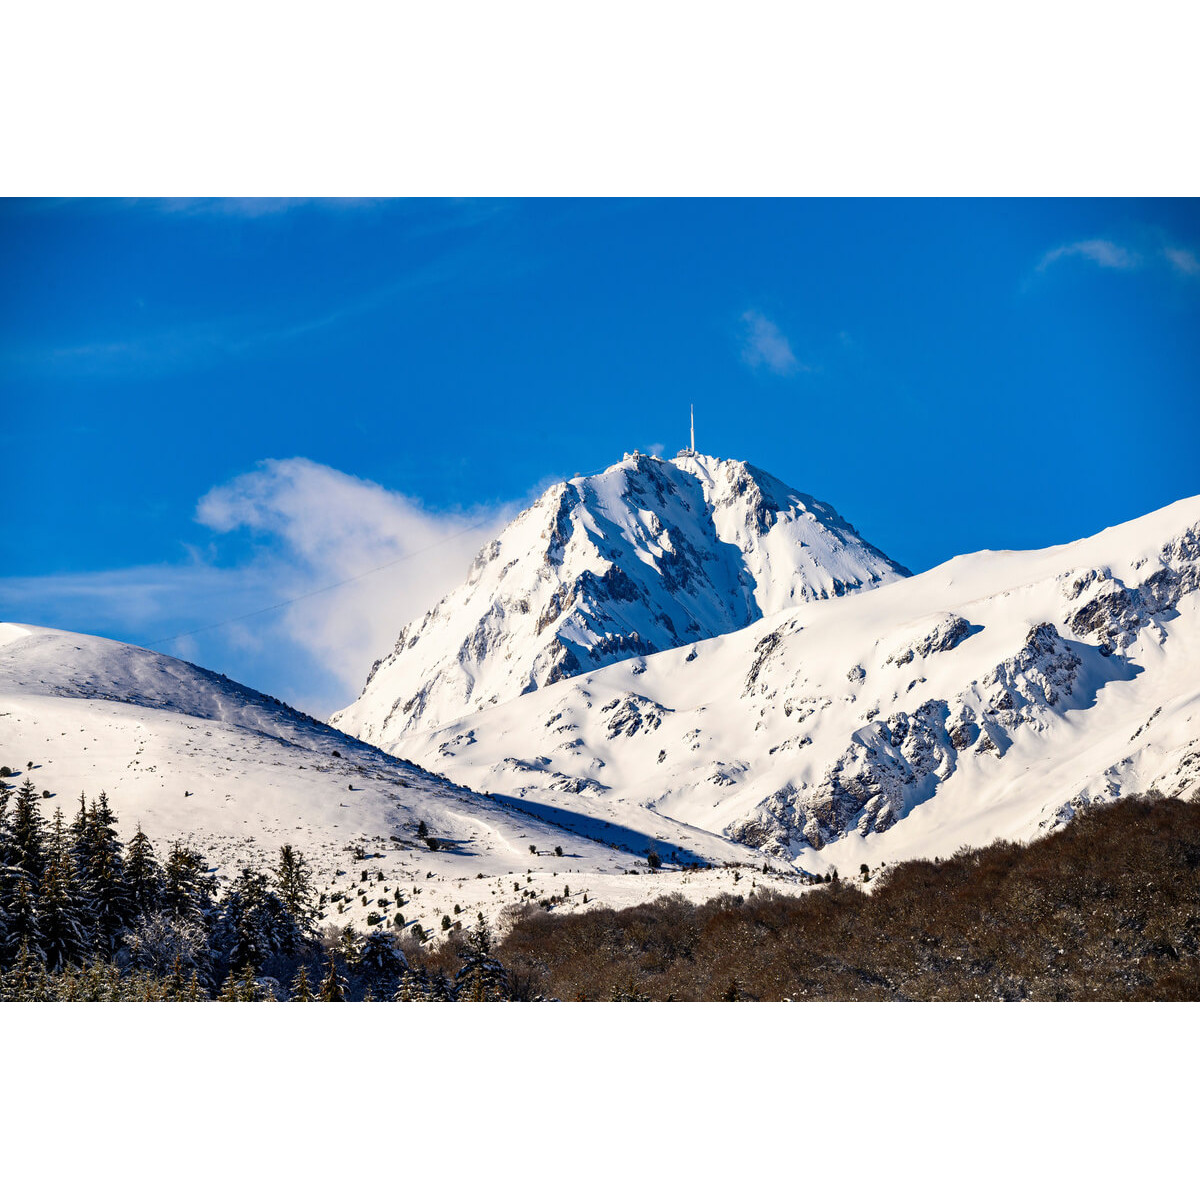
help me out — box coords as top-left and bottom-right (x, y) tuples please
(333, 452), (907, 746)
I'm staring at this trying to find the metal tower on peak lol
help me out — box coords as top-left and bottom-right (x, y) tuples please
(677, 405), (697, 458)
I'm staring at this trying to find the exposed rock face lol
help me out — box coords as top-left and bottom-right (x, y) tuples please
(886, 614), (974, 666)
(725, 519), (1200, 853)
(1067, 531), (1200, 655)
(334, 452), (907, 746)
(601, 693), (670, 739)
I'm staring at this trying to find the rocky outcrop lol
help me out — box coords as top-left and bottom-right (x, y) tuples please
(601, 693), (670, 738)
(886, 614), (974, 666)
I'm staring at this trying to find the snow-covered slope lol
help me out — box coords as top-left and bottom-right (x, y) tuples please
(333, 452), (907, 745)
(395, 496), (1200, 876)
(0, 624), (799, 937)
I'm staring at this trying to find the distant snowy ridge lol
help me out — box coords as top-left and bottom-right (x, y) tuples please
(395, 495), (1200, 874)
(333, 452), (907, 745)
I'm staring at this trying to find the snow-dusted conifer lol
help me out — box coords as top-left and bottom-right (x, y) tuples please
(394, 967), (422, 1001)
(6, 938), (48, 999)
(77, 793), (132, 953)
(290, 963), (314, 1001)
(163, 843), (218, 925)
(10, 777), (47, 885)
(4, 876), (43, 966)
(274, 844), (317, 936)
(217, 867), (302, 973)
(318, 954), (347, 1002)
(38, 809), (88, 971)
(358, 929), (407, 997)
(125, 825), (164, 918)
(68, 793), (95, 892)
(453, 913), (509, 1001)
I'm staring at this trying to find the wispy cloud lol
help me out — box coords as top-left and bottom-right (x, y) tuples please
(740, 310), (805, 375)
(0, 459), (515, 717)
(1035, 234), (1200, 285)
(145, 198), (384, 219)
(1037, 239), (1141, 272)
(1163, 245), (1200, 276)
(7, 243), (487, 380)
(3, 199), (519, 380)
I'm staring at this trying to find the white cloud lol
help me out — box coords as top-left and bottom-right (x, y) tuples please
(0, 460), (515, 718)
(1037, 239), (1141, 272)
(1163, 245), (1200, 276)
(740, 310), (805, 375)
(195, 458), (514, 699)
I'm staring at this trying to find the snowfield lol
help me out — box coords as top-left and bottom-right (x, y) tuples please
(394, 493), (1200, 878)
(0, 623), (802, 942)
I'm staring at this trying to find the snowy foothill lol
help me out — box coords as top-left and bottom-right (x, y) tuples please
(0, 622), (805, 944)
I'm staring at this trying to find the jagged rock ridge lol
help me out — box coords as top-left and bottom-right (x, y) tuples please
(333, 451), (907, 745)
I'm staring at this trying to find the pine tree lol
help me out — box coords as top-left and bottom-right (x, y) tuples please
(395, 967), (429, 1001)
(58, 963), (81, 1002)
(162, 843), (218, 925)
(125, 825), (164, 919)
(290, 963), (314, 1001)
(86, 834), (131, 955)
(358, 929), (408, 997)
(77, 793), (132, 954)
(0, 785), (15, 958)
(0, 776), (12, 861)
(236, 961), (262, 1001)
(217, 867), (302, 974)
(5, 875), (43, 966)
(337, 923), (362, 967)
(185, 970), (204, 1001)
(38, 809), (88, 971)
(453, 914), (509, 1001)
(68, 793), (90, 878)
(169, 953), (187, 999)
(10, 777), (47, 885)
(274, 844), (317, 937)
(7, 938), (48, 999)
(318, 954), (347, 1002)
(217, 971), (243, 1002)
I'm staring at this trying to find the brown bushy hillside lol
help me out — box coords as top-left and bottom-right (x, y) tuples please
(490, 794), (1200, 1000)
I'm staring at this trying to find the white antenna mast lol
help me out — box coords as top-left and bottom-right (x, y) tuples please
(690, 403), (695, 454)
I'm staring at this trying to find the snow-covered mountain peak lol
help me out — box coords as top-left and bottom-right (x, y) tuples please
(332, 451), (908, 747)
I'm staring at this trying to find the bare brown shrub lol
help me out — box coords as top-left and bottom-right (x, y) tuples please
(479, 795), (1200, 1001)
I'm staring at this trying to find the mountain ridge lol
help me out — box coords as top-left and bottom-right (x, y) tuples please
(392, 492), (1200, 872)
(333, 451), (908, 745)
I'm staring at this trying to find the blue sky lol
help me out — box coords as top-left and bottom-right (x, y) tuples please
(2, 197), (1198, 715)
